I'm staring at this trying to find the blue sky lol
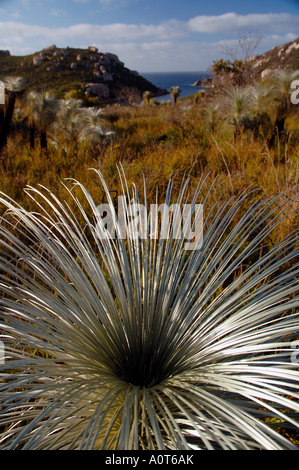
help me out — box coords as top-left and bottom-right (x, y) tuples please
(0, 0), (298, 72)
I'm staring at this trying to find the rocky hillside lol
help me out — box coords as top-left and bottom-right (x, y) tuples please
(0, 45), (166, 101)
(248, 37), (299, 78)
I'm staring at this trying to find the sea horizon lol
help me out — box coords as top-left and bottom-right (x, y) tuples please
(141, 71), (210, 101)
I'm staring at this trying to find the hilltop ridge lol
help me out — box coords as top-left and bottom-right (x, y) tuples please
(248, 37), (299, 78)
(0, 45), (166, 101)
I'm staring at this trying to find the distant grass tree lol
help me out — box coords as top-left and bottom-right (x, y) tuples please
(22, 90), (60, 150)
(142, 91), (152, 105)
(50, 102), (112, 150)
(248, 82), (274, 140)
(0, 76), (26, 151)
(76, 107), (113, 145)
(170, 86), (181, 104)
(225, 86), (254, 138)
(35, 91), (60, 149)
(0, 169), (299, 450)
(203, 103), (221, 133)
(51, 98), (84, 150)
(265, 69), (299, 138)
(22, 90), (38, 149)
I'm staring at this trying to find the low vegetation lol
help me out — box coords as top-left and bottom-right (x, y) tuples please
(0, 66), (298, 236)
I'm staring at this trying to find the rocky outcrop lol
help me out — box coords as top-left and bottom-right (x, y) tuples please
(286, 41), (299, 55)
(248, 37), (299, 75)
(0, 50), (10, 56)
(200, 37), (299, 90)
(44, 45), (57, 52)
(99, 66), (113, 81)
(33, 54), (45, 65)
(86, 83), (110, 99)
(1, 45), (166, 101)
(94, 52), (125, 68)
(261, 68), (272, 79)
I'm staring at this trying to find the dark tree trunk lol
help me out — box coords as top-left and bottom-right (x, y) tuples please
(40, 131), (47, 149)
(30, 127), (35, 149)
(274, 99), (288, 139)
(0, 108), (4, 144)
(0, 91), (16, 152)
(275, 117), (286, 137)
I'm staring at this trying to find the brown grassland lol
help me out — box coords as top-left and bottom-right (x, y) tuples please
(0, 75), (298, 246)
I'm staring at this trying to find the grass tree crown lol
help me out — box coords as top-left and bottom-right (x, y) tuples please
(0, 168), (299, 450)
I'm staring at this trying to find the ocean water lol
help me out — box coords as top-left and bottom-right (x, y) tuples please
(141, 71), (210, 102)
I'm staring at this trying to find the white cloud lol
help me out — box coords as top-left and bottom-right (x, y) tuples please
(0, 13), (296, 51)
(70, 32), (299, 72)
(0, 12), (297, 49)
(0, 19), (185, 44)
(90, 19), (184, 40)
(90, 39), (230, 72)
(188, 12), (299, 35)
(0, 12), (298, 72)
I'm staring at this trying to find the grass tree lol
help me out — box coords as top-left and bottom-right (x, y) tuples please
(77, 107), (113, 145)
(225, 86), (254, 138)
(269, 69), (299, 102)
(240, 82), (274, 140)
(22, 90), (39, 149)
(265, 69), (299, 138)
(170, 86), (181, 104)
(142, 90), (152, 105)
(51, 99), (84, 150)
(250, 81), (273, 114)
(0, 169), (299, 450)
(22, 90), (60, 150)
(50, 102), (112, 150)
(203, 103), (221, 133)
(33, 91), (60, 149)
(0, 76), (27, 151)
